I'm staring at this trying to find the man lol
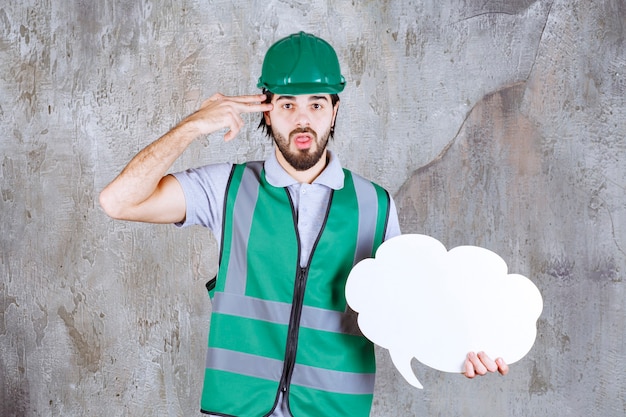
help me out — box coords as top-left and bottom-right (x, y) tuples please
(100, 32), (507, 417)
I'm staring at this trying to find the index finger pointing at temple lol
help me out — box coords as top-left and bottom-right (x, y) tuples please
(241, 103), (274, 115)
(230, 94), (273, 114)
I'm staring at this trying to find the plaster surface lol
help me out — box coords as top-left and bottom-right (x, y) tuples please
(1, 1), (624, 416)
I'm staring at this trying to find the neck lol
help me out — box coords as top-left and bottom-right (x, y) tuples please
(275, 148), (329, 184)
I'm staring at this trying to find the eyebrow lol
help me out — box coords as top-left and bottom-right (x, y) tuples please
(276, 95), (329, 102)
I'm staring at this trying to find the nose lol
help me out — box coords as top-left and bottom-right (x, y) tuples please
(295, 108), (311, 128)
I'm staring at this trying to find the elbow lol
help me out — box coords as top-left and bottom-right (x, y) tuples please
(99, 188), (125, 220)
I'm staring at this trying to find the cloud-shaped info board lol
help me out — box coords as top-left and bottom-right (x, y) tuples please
(345, 234), (543, 389)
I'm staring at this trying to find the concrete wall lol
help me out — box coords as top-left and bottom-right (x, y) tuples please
(1, 0), (624, 416)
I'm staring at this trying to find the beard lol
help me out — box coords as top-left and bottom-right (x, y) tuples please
(272, 126), (331, 171)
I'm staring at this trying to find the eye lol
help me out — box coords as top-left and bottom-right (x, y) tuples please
(312, 103), (323, 110)
(282, 103), (293, 110)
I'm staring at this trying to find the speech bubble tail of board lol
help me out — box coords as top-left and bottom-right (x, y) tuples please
(390, 349), (423, 389)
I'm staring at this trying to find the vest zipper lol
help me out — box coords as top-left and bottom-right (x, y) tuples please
(279, 265), (309, 395)
(276, 188), (333, 411)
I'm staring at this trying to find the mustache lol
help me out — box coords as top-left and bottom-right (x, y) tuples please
(289, 127), (316, 139)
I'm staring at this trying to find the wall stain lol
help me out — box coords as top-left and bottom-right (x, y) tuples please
(57, 288), (102, 373)
(138, 318), (160, 347)
(590, 257), (620, 283)
(347, 38), (366, 87)
(0, 282), (19, 336)
(32, 301), (48, 347)
(455, 0), (540, 22)
(528, 360), (551, 396)
(27, 143), (47, 176)
(537, 318), (571, 354)
(404, 25), (424, 58)
(544, 256), (576, 281)
(0, 356), (30, 417)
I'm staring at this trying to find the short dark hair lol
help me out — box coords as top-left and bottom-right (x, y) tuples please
(257, 89), (340, 139)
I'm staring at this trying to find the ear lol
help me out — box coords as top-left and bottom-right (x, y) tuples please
(264, 111), (272, 126)
(331, 100), (340, 127)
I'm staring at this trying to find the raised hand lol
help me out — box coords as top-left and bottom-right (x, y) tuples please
(182, 93), (273, 141)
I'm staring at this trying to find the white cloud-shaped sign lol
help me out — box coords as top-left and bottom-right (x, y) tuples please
(345, 234), (543, 389)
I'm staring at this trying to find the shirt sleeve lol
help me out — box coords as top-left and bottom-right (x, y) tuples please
(170, 162), (233, 237)
(384, 195), (402, 241)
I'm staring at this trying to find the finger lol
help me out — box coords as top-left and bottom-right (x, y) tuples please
(224, 128), (238, 142)
(223, 113), (245, 142)
(463, 357), (476, 378)
(227, 94), (272, 113)
(228, 93), (268, 103)
(234, 101), (273, 115)
(208, 97), (270, 115)
(467, 351), (488, 376)
(209, 92), (225, 101)
(496, 358), (509, 376)
(200, 93), (262, 109)
(200, 93), (225, 107)
(477, 351), (499, 373)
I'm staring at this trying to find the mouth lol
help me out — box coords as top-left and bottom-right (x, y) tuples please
(290, 129), (315, 150)
(293, 134), (313, 150)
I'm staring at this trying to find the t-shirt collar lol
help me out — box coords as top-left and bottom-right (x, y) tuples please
(265, 149), (344, 190)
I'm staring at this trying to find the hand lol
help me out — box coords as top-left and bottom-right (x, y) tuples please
(182, 93), (273, 141)
(463, 351), (509, 379)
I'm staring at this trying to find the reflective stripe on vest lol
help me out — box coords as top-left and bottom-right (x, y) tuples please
(212, 291), (362, 335)
(201, 161), (390, 417)
(206, 347), (375, 395)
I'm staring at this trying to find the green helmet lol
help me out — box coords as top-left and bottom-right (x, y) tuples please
(257, 32), (346, 95)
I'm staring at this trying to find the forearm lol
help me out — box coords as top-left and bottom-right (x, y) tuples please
(99, 121), (198, 220)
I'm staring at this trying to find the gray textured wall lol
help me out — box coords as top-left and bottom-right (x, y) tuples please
(1, 0), (624, 416)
